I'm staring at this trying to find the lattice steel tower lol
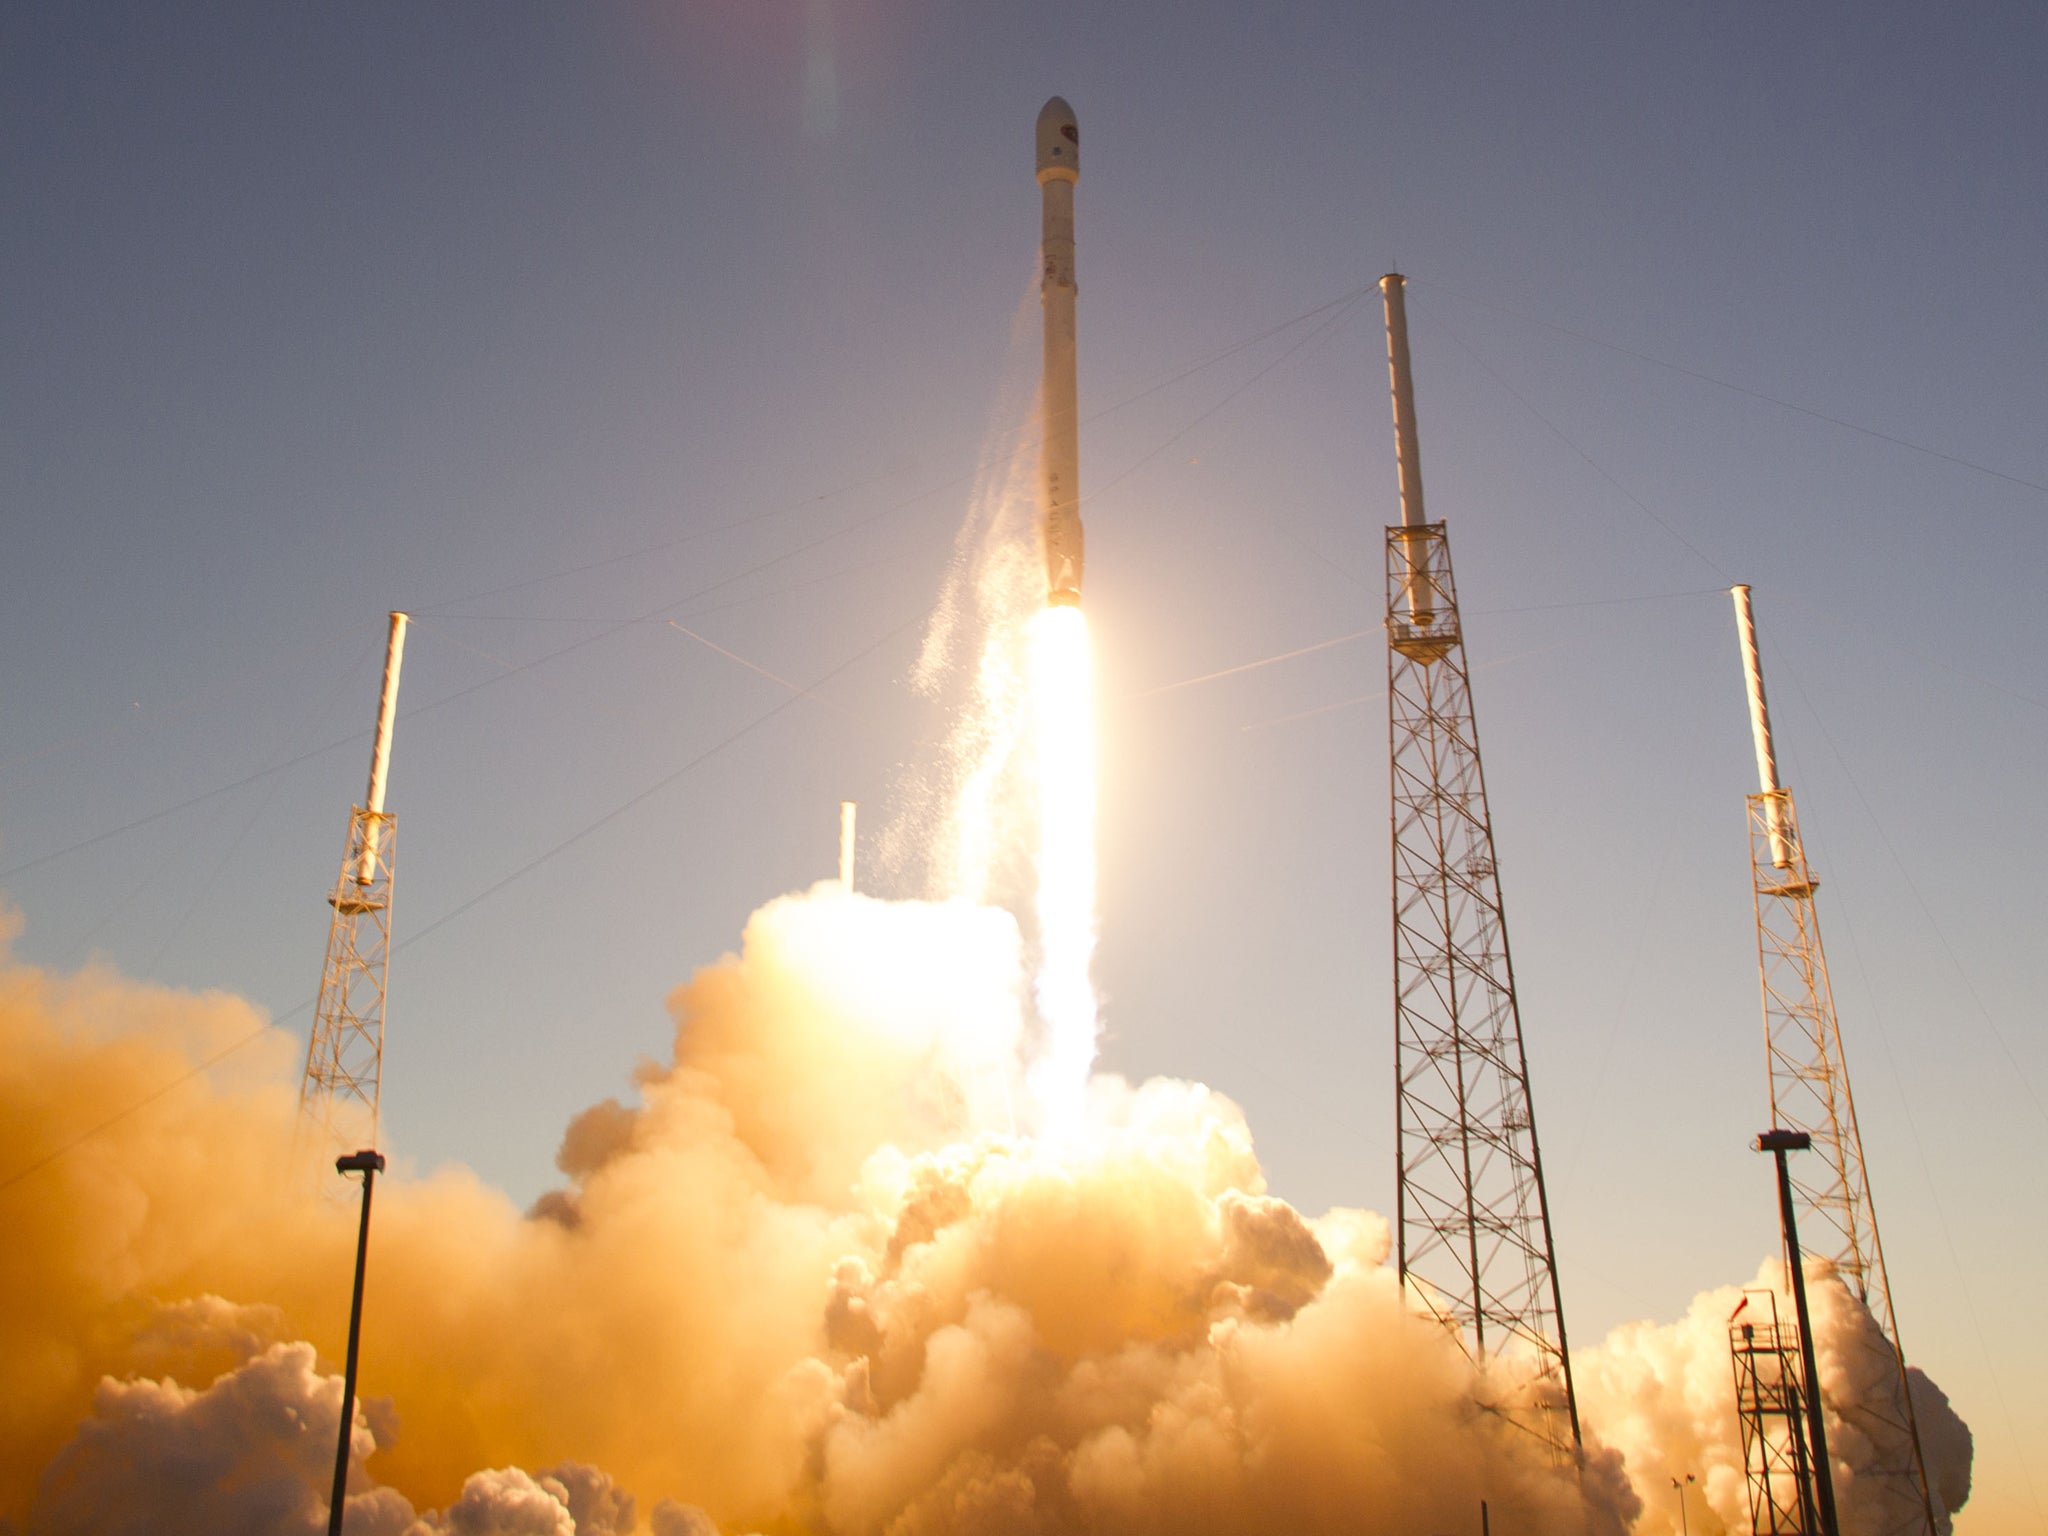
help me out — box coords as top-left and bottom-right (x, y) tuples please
(299, 611), (410, 1160)
(1378, 274), (1580, 1462)
(1730, 1288), (1822, 1536)
(1729, 587), (1937, 1536)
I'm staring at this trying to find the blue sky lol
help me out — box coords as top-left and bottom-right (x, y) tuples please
(4, 3), (2043, 1530)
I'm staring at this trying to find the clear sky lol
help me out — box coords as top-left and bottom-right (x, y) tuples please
(3, 3), (2043, 1531)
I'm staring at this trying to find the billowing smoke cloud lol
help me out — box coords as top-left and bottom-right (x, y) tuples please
(28, 1306), (665, 1536)
(0, 890), (1968, 1533)
(32, 1336), (398, 1536)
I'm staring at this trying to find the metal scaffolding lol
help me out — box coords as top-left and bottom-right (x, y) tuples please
(1378, 274), (1578, 1464)
(1731, 1289), (1820, 1536)
(1731, 588), (1936, 1536)
(299, 809), (397, 1157)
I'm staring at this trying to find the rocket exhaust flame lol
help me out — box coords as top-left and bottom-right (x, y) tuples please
(1024, 603), (1098, 1128)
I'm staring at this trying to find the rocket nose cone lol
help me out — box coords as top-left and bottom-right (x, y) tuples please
(1035, 95), (1079, 182)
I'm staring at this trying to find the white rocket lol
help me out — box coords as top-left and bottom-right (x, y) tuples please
(1036, 96), (1083, 607)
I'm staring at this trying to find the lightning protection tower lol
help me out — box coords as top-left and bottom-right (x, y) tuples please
(299, 611), (410, 1161)
(1728, 587), (1937, 1536)
(1378, 274), (1580, 1463)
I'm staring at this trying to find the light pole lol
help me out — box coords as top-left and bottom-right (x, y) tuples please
(328, 1148), (386, 1536)
(1757, 1129), (1839, 1536)
(1670, 1473), (1695, 1536)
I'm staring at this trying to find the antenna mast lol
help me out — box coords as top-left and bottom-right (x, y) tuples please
(299, 612), (409, 1158)
(1728, 587), (1939, 1536)
(1379, 275), (1580, 1463)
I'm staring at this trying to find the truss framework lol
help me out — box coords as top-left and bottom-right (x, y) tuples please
(1386, 522), (1579, 1464)
(1747, 789), (1935, 1536)
(1732, 1288), (1820, 1536)
(298, 808), (395, 1159)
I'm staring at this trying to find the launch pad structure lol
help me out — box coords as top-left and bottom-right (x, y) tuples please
(1730, 587), (1938, 1536)
(1376, 274), (1581, 1464)
(1731, 1288), (1822, 1536)
(298, 611), (410, 1161)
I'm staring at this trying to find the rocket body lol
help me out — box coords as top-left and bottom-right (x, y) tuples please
(1036, 97), (1083, 607)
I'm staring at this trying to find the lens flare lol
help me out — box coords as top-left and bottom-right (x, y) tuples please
(1024, 603), (1098, 1129)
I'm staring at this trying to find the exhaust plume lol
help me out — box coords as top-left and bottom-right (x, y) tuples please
(1, 893), (1673, 1535)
